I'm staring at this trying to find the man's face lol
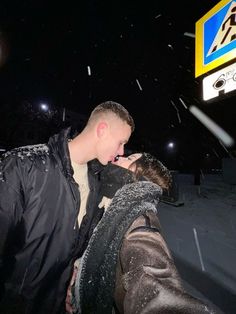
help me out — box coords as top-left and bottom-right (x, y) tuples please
(96, 118), (132, 165)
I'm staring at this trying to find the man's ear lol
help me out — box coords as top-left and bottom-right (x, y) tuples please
(96, 122), (108, 138)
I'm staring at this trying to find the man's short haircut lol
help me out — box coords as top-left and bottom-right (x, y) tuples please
(88, 101), (135, 132)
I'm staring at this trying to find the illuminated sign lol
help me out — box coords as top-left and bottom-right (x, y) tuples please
(202, 61), (236, 100)
(195, 0), (236, 77)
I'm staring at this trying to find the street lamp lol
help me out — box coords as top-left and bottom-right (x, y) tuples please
(167, 142), (175, 149)
(40, 103), (49, 112)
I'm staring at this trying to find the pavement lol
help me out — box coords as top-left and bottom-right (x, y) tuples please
(158, 173), (236, 314)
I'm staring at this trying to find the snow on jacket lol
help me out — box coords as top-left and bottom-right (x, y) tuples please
(75, 164), (218, 314)
(0, 127), (102, 314)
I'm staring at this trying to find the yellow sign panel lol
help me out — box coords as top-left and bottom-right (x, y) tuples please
(195, 0), (236, 77)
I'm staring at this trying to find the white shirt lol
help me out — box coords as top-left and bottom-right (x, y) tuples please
(71, 161), (90, 227)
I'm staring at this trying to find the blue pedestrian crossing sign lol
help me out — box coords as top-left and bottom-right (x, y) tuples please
(195, 0), (236, 77)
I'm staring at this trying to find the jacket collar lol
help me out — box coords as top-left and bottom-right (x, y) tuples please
(48, 127), (73, 178)
(48, 127), (104, 179)
(100, 163), (145, 199)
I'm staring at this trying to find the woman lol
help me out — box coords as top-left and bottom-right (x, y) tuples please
(97, 152), (172, 212)
(67, 153), (217, 314)
(113, 152), (171, 190)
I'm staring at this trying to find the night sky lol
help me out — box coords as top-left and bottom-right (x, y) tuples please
(0, 0), (235, 171)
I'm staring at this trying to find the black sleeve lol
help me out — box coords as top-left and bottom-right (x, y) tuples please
(0, 158), (24, 289)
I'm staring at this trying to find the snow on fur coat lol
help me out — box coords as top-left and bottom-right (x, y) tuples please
(72, 164), (217, 314)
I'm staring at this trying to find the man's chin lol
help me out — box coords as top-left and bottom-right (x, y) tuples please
(101, 160), (109, 166)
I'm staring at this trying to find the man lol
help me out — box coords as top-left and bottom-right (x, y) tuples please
(0, 101), (134, 314)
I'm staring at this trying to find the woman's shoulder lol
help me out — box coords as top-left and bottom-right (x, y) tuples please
(126, 210), (162, 234)
(114, 180), (162, 203)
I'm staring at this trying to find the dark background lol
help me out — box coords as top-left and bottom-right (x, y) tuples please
(0, 0), (235, 171)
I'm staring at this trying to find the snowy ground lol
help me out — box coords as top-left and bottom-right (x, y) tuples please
(158, 174), (236, 314)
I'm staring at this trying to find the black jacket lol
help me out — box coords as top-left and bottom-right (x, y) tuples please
(0, 127), (102, 314)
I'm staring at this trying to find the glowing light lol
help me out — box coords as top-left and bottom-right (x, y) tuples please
(167, 142), (174, 149)
(40, 103), (49, 111)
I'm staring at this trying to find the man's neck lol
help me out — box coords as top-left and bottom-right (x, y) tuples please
(68, 131), (95, 164)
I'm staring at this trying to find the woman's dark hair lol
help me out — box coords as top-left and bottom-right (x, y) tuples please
(129, 152), (172, 191)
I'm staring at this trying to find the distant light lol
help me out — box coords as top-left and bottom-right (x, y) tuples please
(40, 103), (49, 111)
(167, 142), (174, 149)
